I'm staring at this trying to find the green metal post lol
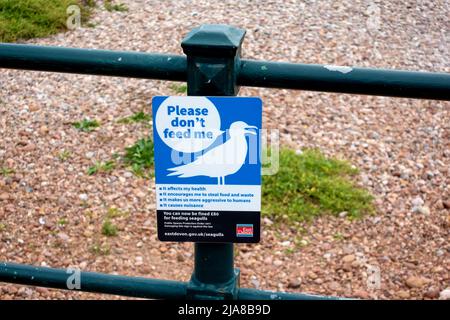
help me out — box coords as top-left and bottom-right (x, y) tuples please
(181, 24), (246, 300)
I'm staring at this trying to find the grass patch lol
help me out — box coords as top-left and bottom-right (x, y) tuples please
(262, 149), (374, 222)
(87, 160), (116, 175)
(85, 21), (97, 28)
(57, 218), (68, 226)
(73, 119), (100, 132)
(104, 0), (128, 12)
(333, 232), (345, 241)
(284, 248), (295, 255)
(0, 166), (15, 176)
(83, 0), (96, 6)
(101, 219), (118, 236)
(124, 138), (154, 177)
(0, 0), (93, 42)
(90, 242), (110, 255)
(57, 150), (71, 161)
(118, 111), (151, 124)
(169, 83), (187, 94)
(107, 207), (128, 218)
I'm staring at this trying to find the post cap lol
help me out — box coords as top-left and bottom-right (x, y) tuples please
(181, 24), (246, 57)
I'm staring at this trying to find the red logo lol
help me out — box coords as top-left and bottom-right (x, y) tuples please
(236, 224), (253, 237)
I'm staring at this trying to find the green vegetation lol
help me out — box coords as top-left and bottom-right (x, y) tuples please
(0, 0), (93, 42)
(169, 83), (187, 94)
(104, 0), (128, 12)
(57, 218), (67, 226)
(0, 166), (15, 176)
(124, 138), (154, 176)
(57, 150), (71, 161)
(284, 248), (295, 255)
(262, 149), (374, 222)
(85, 21), (97, 28)
(333, 232), (345, 241)
(90, 242), (110, 255)
(101, 219), (118, 236)
(106, 207), (128, 218)
(73, 119), (100, 132)
(84, 0), (96, 6)
(87, 160), (116, 175)
(118, 111), (151, 124)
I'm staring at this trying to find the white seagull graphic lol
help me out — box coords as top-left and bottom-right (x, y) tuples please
(167, 121), (257, 185)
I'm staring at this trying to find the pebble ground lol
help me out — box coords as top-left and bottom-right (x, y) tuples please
(0, 0), (448, 299)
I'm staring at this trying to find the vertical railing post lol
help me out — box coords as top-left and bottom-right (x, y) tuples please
(181, 24), (246, 299)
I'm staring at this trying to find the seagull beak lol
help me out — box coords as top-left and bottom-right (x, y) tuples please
(245, 125), (258, 135)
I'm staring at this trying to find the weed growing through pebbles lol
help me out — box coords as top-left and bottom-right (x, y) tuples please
(0, 166), (15, 176)
(104, 0), (128, 12)
(333, 232), (345, 241)
(57, 150), (71, 161)
(87, 160), (116, 175)
(101, 219), (118, 237)
(73, 119), (100, 132)
(117, 111), (151, 124)
(57, 218), (68, 226)
(107, 207), (128, 218)
(169, 83), (187, 94)
(262, 149), (374, 222)
(124, 138), (154, 177)
(90, 243), (110, 255)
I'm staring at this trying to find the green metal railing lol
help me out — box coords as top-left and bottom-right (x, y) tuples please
(0, 24), (449, 300)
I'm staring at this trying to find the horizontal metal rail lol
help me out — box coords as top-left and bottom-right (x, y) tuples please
(239, 59), (450, 100)
(0, 44), (449, 100)
(0, 262), (337, 300)
(0, 262), (187, 299)
(0, 44), (187, 81)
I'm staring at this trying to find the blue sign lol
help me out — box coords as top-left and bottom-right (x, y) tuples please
(152, 96), (262, 243)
